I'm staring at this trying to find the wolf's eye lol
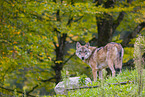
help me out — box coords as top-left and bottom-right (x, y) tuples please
(85, 52), (89, 55)
(78, 51), (81, 55)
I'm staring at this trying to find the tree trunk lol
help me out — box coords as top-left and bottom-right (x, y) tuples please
(95, 0), (125, 47)
(52, 33), (67, 84)
(97, 13), (113, 47)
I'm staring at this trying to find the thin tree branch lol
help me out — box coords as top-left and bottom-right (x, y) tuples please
(133, 22), (145, 36)
(74, 16), (83, 22)
(56, 10), (61, 21)
(26, 85), (39, 95)
(54, 28), (61, 34)
(53, 41), (57, 49)
(40, 77), (56, 82)
(67, 15), (83, 26)
(63, 53), (75, 65)
(112, 11), (125, 34)
(67, 16), (73, 26)
(121, 22), (145, 47)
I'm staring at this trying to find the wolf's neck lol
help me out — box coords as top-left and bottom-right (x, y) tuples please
(89, 46), (97, 51)
(84, 46), (97, 63)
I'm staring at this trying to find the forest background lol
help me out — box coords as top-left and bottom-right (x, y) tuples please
(0, 0), (145, 96)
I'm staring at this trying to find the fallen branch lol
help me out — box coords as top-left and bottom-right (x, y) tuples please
(66, 81), (133, 91)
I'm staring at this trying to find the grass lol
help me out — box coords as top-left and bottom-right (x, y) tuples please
(48, 69), (144, 97)
(67, 69), (145, 97)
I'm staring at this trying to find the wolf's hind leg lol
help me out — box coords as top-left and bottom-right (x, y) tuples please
(99, 70), (103, 79)
(114, 59), (122, 74)
(108, 60), (116, 77)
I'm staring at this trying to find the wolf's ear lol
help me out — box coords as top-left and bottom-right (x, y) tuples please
(85, 42), (90, 48)
(76, 42), (81, 49)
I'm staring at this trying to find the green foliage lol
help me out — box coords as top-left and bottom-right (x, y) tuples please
(0, 0), (145, 96)
(78, 74), (87, 86)
(52, 69), (145, 97)
(123, 47), (134, 63)
(134, 35), (145, 95)
(134, 35), (145, 61)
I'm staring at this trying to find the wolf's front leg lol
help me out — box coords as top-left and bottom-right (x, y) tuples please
(92, 68), (97, 82)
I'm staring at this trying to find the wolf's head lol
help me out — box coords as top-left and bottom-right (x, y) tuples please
(76, 42), (92, 60)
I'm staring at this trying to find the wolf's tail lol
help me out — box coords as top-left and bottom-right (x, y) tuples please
(119, 45), (124, 62)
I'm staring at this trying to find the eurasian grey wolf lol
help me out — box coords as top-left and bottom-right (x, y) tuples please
(76, 42), (124, 81)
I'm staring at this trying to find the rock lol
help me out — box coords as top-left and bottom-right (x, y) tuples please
(54, 77), (92, 95)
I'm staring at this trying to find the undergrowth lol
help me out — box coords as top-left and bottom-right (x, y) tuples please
(50, 69), (144, 97)
(67, 69), (144, 97)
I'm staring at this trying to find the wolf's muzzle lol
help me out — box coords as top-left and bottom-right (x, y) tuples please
(82, 57), (84, 60)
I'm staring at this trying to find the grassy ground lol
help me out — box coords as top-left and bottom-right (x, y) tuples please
(52, 69), (145, 97)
